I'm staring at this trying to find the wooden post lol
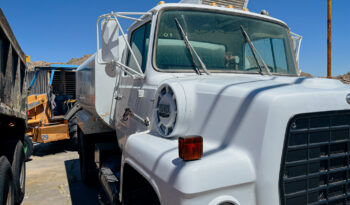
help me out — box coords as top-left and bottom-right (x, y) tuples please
(327, 0), (332, 78)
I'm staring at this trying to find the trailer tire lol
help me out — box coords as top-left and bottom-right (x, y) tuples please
(23, 135), (33, 160)
(12, 141), (25, 204)
(78, 130), (97, 185)
(0, 156), (15, 205)
(69, 116), (78, 149)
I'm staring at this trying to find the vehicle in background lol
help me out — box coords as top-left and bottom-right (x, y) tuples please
(76, 0), (350, 204)
(26, 65), (81, 151)
(0, 8), (27, 205)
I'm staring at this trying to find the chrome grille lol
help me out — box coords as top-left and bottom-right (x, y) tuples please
(280, 111), (350, 205)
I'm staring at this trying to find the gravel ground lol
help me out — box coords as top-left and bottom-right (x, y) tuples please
(22, 141), (100, 205)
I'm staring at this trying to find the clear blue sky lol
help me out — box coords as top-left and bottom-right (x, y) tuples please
(0, 0), (348, 76)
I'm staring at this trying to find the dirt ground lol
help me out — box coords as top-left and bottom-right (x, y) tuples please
(22, 141), (100, 205)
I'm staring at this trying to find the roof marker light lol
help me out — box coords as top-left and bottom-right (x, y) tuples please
(179, 136), (203, 161)
(158, 1), (165, 5)
(260, 10), (270, 16)
(209, 3), (217, 6)
(226, 5), (234, 8)
(243, 8), (249, 11)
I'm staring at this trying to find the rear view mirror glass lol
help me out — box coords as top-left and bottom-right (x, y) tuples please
(101, 19), (120, 63)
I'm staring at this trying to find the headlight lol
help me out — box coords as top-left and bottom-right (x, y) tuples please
(154, 85), (177, 137)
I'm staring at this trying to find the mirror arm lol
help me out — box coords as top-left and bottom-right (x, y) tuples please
(114, 61), (144, 79)
(114, 15), (143, 22)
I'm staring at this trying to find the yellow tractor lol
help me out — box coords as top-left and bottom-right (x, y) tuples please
(26, 65), (81, 152)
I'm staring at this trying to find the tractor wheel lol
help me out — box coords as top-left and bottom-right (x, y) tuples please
(69, 116), (78, 150)
(23, 135), (33, 160)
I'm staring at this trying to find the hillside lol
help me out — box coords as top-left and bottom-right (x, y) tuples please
(334, 72), (350, 84)
(27, 54), (92, 70)
(300, 72), (313, 77)
(300, 71), (350, 85)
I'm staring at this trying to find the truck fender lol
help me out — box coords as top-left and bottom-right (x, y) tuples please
(209, 195), (240, 205)
(121, 156), (162, 203)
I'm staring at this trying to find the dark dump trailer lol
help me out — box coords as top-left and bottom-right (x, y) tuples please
(0, 8), (27, 205)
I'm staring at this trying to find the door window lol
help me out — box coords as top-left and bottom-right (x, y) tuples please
(127, 22), (151, 73)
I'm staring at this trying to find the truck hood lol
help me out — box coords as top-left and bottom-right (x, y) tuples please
(154, 74), (350, 139)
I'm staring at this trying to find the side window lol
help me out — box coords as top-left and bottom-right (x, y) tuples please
(127, 22), (151, 73)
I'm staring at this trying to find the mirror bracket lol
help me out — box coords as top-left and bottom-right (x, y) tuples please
(290, 32), (303, 74)
(96, 12), (152, 79)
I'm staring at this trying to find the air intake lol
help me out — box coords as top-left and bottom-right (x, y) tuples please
(203, 0), (249, 9)
(179, 0), (249, 9)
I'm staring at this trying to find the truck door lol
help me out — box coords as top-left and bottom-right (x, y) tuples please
(115, 21), (151, 145)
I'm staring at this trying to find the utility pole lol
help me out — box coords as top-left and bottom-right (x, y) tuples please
(327, 0), (332, 78)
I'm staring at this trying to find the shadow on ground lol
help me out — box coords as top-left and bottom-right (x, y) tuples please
(23, 139), (101, 205)
(64, 159), (100, 205)
(33, 140), (76, 157)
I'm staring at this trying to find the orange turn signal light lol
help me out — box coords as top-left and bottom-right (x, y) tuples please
(179, 136), (203, 161)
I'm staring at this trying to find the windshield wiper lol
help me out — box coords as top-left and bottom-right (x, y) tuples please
(240, 25), (272, 76)
(174, 18), (211, 75)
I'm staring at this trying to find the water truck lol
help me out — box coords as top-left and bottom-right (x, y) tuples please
(75, 0), (350, 204)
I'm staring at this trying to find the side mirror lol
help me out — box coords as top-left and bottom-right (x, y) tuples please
(101, 19), (120, 63)
(96, 12), (147, 79)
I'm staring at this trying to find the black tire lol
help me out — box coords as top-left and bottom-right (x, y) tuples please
(12, 141), (25, 204)
(0, 156), (15, 205)
(23, 136), (33, 160)
(78, 129), (97, 185)
(69, 116), (78, 150)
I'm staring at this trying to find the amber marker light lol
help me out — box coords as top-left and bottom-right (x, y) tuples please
(209, 3), (217, 6)
(158, 1), (165, 5)
(226, 5), (234, 8)
(178, 136), (203, 161)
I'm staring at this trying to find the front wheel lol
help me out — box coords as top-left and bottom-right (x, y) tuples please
(0, 156), (15, 205)
(78, 129), (97, 185)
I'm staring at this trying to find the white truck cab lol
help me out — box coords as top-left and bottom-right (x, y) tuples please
(76, 1), (350, 204)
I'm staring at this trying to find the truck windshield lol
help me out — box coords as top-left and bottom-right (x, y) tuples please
(155, 9), (297, 75)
